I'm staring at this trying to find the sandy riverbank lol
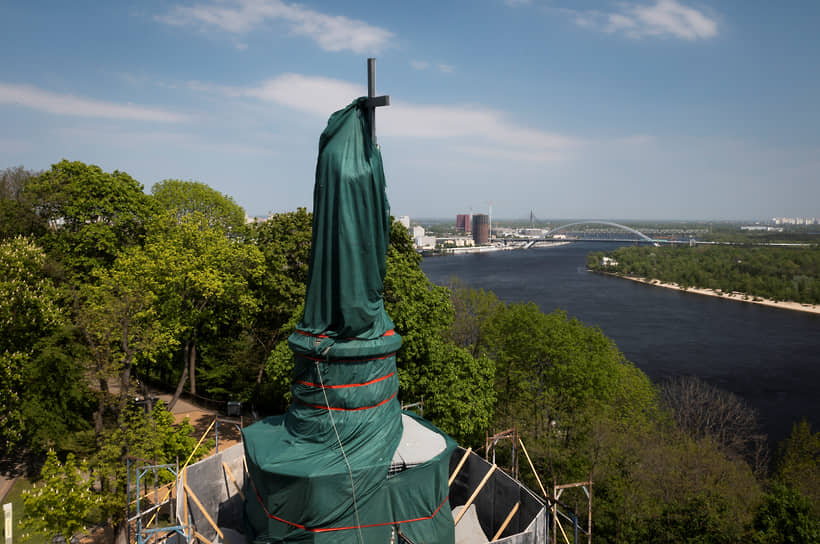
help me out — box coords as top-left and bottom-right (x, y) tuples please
(616, 275), (820, 315)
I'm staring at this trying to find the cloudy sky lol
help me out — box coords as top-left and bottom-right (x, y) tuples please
(1, 1), (818, 220)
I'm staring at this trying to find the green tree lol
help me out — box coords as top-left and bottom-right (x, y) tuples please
(24, 160), (158, 278)
(447, 280), (502, 357)
(151, 179), (247, 233)
(250, 209), (313, 385)
(20, 450), (101, 542)
(21, 326), (95, 455)
(384, 221), (495, 445)
(137, 213), (264, 407)
(0, 237), (64, 454)
(0, 166), (45, 240)
(76, 251), (175, 433)
(775, 419), (820, 514)
(753, 482), (820, 543)
(0, 351), (26, 454)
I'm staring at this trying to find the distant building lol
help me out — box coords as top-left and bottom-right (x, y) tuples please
(438, 236), (474, 248)
(472, 214), (489, 245)
(398, 215), (411, 228)
(411, 225), (436, 249)
(456, 214), (471, 233)
(741, 225), (783, 232)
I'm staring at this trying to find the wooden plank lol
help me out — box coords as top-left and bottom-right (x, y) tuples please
(194, 530), (215, 544)
(222, 462), (245, 501)
(184, 481), (228, 544)
(518, 437), (548, 499)
(453, 464), (496, 526)
(492, 501), (520, 541)
(448, 447), (472, 486)
(183, 468), (189, 540)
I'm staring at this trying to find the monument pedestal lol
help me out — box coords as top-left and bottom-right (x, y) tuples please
(243, 332), (456, 544)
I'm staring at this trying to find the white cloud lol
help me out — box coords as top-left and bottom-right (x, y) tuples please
(189, 73), (581, 162)
(0, 83), (188, 122)
(156, 0), (394, 53)
(411, 60), (454, 73)
(244, 74), (365, 117)
(562, 0), (717, 40)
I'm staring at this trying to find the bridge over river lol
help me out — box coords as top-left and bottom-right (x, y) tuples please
(505, 221), (698, 246)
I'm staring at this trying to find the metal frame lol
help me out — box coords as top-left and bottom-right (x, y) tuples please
(127, 459), (188, 544)
(485, 428), (519, 480)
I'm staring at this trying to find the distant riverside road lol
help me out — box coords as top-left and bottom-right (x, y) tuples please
(421, 242), (820, 445)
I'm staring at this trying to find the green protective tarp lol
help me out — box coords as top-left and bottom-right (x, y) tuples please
(243, 98), (457, 543)
(298, 97), (394, 340)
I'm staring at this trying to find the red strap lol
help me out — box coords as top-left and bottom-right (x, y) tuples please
(295, 329), (396, 340)
(295, 391), (397, 412)
(296, 372), (394, 389)
(250, 473), (450, 533)
(296, 352), (397, 364)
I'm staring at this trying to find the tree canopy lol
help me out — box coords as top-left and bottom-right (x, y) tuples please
(3, 159), (817, 543)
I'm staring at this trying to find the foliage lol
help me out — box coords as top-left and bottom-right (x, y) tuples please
(261, 305), (304, 413)
(775, 419), (820, 514)
(588, 245), (820, 304)
(660, 375), (769, 476)
(250, 209), (313, 368)
(0, 351), (27, 454)
(21, 326), (95, 454)
(594, 424), (761, 543)
(479, 300), (657, 480)
(0, 166), (45, 240)
(385, 221), (495, 445)
(0, 236), (63, 353)
(94, 401), (212, 522)
(752, 482), (820, 543)
(134, 212), (265, 402)
(24, 160), (158, 278)
(447, 279), (502, 357)
(0, 237), (64, 454)
(151, 179), (247, 234)
(20, 450), (101, 542)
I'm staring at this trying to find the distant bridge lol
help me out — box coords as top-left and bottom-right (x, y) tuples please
(545, 221), (656, 243)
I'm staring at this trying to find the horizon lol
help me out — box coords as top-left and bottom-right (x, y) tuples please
(2, 1), (819, 221)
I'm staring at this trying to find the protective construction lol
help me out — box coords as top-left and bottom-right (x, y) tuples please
(243, 99), (456, 543)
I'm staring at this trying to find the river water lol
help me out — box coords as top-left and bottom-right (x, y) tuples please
(421, 242), (819, 445)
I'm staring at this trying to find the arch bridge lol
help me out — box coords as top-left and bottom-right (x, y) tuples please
(545, 221), (656, 243)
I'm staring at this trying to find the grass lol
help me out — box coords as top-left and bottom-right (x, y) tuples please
(1, 478), (47, 544)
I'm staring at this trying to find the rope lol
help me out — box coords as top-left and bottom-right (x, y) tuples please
(315, 357), (365, 544)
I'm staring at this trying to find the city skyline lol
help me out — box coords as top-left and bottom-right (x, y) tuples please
(1, 1), (819, 220)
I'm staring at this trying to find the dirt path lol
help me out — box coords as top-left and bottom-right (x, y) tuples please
(156, 393), (243, 455)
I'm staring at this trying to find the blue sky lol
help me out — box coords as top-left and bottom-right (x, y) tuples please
(1, 1), (818, 221)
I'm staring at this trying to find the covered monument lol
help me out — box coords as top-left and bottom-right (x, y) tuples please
(242, 76), (457, 543)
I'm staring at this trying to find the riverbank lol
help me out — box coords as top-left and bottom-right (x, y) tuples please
(614, 274), (820, 315)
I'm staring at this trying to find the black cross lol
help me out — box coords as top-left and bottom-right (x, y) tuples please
(365, 58), (390, 146)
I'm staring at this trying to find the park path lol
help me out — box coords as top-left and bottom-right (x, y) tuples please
(0, 394), (241, 505)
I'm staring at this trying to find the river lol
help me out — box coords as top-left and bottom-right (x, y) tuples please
(421, 242), (820, 445)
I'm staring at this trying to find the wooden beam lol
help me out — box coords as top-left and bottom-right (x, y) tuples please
(184, 481), (229, 544)
(448, 447), (472, 486)
(222, 462), (245, 501)
(453, 464), (496, 526)
(492, 501), (520, 541)
(518, 437), (548, 499)
(194, 531), (215, 544)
